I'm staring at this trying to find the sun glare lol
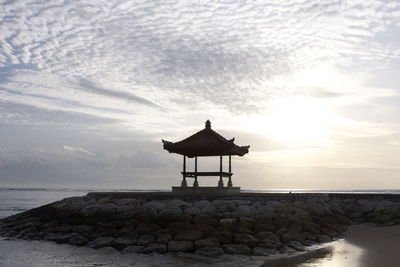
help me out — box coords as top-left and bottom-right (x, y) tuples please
(250, 97), (332, 145)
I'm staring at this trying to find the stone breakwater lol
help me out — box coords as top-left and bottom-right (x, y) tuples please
(1, 193), (400, 257)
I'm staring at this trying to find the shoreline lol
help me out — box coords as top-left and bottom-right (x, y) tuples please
(1, 192), (400, 258)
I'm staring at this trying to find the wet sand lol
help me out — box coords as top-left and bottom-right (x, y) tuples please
(262, 224), (400, 267)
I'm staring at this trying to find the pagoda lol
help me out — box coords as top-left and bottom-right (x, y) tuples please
(162, 120), (250, 193)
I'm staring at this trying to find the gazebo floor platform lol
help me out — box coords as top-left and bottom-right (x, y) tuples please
(172, 186), (240, 194)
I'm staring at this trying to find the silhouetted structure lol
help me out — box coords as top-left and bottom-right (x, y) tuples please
(162, 120), (250, 193)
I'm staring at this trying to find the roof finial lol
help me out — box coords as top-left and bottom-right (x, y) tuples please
(205, 119), (211, 129)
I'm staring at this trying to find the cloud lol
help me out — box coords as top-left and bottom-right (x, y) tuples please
(76, 78), (161, 109)
(0, 100), (119, 126)
(63, 145), (95, 157)
(1, 0), (400, 116)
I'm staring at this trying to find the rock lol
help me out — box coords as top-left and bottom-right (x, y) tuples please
(215, 230), (232, 244)
(231, 205), (256, 217)
(142, 201), (167, 211)
(168, 199), (191, 209)
(193, 214), (218, 226)
(193, 200), (211, 209)
(46, 233), (74, 243)
(87, 236), (114, 248)
(68, 235), (88, 246)
(196, 247), (224, 256)
(97, 197), (111, 204)
(274, 216), (290, 228)
(258, 240), (282, 249)
(167, 222), (196, 232)
(287, 241), (305, 251)
(81, 203), (117, 216)
(184, 207), (201, 216)
(253, 223), (276, 233)
(281, 231), (305, 243)
(316, 234), (332, 243)
(136, 223), (160, 234)
(256, 231), (280, 242)
(57, 225), (72, 233)
(222, 244), (252, 255)
(275, 228), (288, 236)
(234, 225), (253, 234)
(257, 205), (275, 214)
(238, 217), (255, 229)
(301, 221), (321, 235)
(174, 230), (202, 241)
(142, 243), (167, 254)
(232, 200), (252, 206)
(196, 223), (216, 237)
(97, 246), (118, 253)
(219, 218), (236, 227)
(157, 233), (172, 244)
(121, 245), (144, 253)
(233, 234), (258, 247)
(137, 235), (155, 246)
(114, 198), (142, 206)
(202, 205), (217, 214)
(72, 225), (94, 234)
(194, 237), (220, 249)
(218, 202), (236, 213)
(168, 240), (194, 252)
(254, 214), (274, 224)
(112, 237), (137, 250)
(116, 205), (136, 214)
(131, 207), (157, 223)
(252, 246), (273, 256)
(114, 227), (139, 238)
(53, 197), (86, 214)
(159, 207), (183, 217)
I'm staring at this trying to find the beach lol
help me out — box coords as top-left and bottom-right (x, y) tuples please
(262, 224), (400, 267)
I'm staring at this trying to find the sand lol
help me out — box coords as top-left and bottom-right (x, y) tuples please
(262, 224), (400, 267)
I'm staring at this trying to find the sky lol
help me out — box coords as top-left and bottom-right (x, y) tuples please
(1, 0), (400, 190)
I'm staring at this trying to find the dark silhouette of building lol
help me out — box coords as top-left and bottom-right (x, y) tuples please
(162, 120), (249, 193)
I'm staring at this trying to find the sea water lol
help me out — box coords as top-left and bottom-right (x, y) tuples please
(0, 188), (398, 267)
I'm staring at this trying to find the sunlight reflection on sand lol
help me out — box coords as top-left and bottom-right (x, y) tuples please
(296, 240), (363, 267)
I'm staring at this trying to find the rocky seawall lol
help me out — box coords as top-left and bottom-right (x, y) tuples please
(1, 192), (400, 257)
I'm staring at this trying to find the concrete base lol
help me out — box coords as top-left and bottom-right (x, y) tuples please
(172, 186), (240, 194)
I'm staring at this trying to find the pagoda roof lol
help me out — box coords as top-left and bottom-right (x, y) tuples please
(162, 120), (250, 157)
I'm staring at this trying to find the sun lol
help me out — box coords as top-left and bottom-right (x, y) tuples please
(250, 96), (332, 145)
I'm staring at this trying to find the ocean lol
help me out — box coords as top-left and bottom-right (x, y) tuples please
(0, 188), (399, 267)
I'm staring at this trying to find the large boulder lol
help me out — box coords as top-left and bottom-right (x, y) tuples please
(233, 234), (258, 247)
(222, 244), (252, 255)
(174, 230), (202, 241)
(136, 223), (160, 234)
(68, 235), (88, 246)
(168, 240), (194, 252)
(194, 237), (220, 249)
(137, 234), (156, 246)
(195, 247), (224, 256)
(121, 245), (144, 254)
(142, 201), (167, 211)
(193, 214), (218, 226)
(142, 243), (167, 254)
(87, 236), (114, 248)
(112, 237), (137, 250)
(184, 207), (201, 216)
(256, 231), (280, 242)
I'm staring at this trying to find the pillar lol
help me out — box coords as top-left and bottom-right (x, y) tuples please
(193, 156), (199, 187)
(218, 155), (224, 187)
(228, 155), (233, 187)
(181, 155), (187, 187)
